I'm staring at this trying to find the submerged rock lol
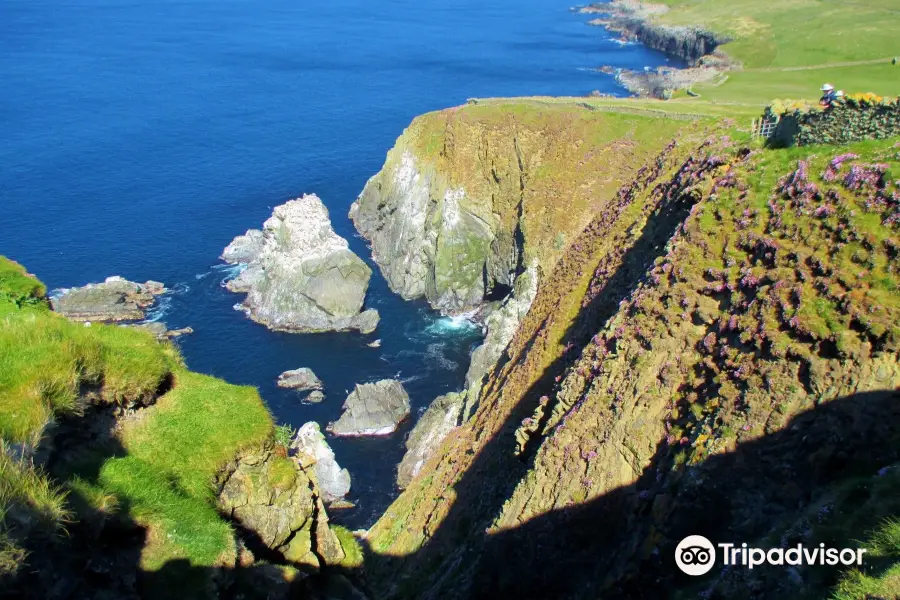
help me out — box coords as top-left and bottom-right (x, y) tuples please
(277, 368), (323, 391)
(133, 322), (194, 340)
(328, 380), (410, 437)
(397, 391), (465, 488)
(50, 276), (166, 322)
(291, 422), (351, 504)
(304, 390), (326, 404)
(216, 447), (343, 569)
(222, 195), (380, 333)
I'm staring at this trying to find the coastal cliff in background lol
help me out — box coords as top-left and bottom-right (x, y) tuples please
(359, 100), (900, 599)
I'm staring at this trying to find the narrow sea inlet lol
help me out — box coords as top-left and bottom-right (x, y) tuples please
(0, 0), (676, 527)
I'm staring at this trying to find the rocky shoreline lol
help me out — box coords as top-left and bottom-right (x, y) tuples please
(580, 0), (732, 98)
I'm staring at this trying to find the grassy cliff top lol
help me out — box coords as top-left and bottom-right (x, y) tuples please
(0, 257), (274, 596)
(384, 99), (724, 275)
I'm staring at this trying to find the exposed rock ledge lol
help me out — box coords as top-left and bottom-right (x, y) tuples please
(216, 445), (344, 569)
(223, 194), (379, 334)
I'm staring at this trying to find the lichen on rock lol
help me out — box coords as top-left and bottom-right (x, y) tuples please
(215, 446), (344, 569)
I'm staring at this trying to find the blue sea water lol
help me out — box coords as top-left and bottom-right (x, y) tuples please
(0, 0), (677, 527)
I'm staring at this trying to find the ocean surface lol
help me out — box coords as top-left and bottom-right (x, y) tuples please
(0, 0), (678, 527)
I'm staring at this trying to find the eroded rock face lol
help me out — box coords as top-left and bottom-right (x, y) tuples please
(463, 266), (539, 419)
(396, 268), (538, 488)
(350, 152), (502, 314)
(328, 380), (410, 437)
(216, 447), (343, 569)
(50, 277), (166, 322)
(222, 195), (379, 333)
(291, 422), (351, 503)
(397, 391), (464, 489)
(277, 368), (323, 391)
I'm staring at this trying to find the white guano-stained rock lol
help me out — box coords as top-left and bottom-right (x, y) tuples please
(291, 422), (351, 503)
(222, 194), (379, 333)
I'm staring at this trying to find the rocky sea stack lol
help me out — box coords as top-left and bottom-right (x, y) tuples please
(223, 194), (379, 334)
(291, 422), (352, 504)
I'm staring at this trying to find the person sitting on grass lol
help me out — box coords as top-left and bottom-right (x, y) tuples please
(820, 83), (838, 107)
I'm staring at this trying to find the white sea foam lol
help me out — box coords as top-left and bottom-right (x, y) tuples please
(144, 295), (172, 323)
(215, 263), (246, 288)
(423, 312), (480, 336)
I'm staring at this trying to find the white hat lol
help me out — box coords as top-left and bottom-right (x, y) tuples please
(821, 83), (834, 91)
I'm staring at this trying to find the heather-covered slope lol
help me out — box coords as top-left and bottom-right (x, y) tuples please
(363, 130), (900, 598)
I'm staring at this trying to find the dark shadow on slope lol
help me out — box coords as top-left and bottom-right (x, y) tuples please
(4, 401), (363, 600)
(2, 411), (148, 600)
(469, 389), (900, 599)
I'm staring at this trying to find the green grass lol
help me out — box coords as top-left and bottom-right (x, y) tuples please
(0, 256), (276, 594)
(0, 448), (70, 580)
(647, 0), (900, 107)
(834, 517), (900, 599)
(0, 449), (70, 529)
(0, 257), (46, 314)
(57, 371), (273, 593)
(332, 525), (364, 568)
(0, 307), (175, 447)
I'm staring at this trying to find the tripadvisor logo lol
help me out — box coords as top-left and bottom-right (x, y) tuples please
(675, 535), (717, 576)
(675, 535), (868, 576)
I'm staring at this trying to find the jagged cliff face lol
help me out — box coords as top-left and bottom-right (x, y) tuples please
(350, 102), (695, 314)
(362, 113), (900, 599)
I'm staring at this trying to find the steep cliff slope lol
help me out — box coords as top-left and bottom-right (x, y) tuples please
(362, 118), (900, 598)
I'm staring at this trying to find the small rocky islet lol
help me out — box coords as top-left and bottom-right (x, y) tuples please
(221, 194), (380, 334)
(51, 276), (166, 322)
(50, 276), (192, 339)
(328, 380), (411, 437)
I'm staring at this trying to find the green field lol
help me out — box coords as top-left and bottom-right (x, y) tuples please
(587, 0), (900, 111)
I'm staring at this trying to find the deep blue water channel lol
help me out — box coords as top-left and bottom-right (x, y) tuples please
(0, 0), (677, 527)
